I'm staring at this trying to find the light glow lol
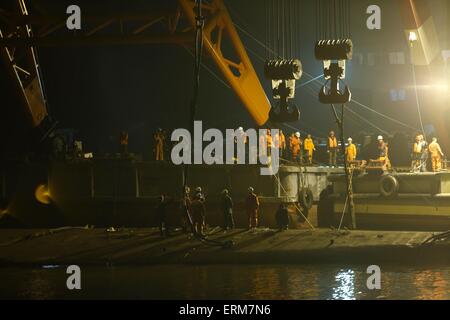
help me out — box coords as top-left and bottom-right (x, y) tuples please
(35, 184), (51, 205)
(408, 31), (418, 42)
(406, 81), (449, 92)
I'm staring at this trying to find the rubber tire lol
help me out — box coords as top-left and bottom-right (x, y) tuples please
(379, 175), (399, 197)
(299, 188), (314, 210)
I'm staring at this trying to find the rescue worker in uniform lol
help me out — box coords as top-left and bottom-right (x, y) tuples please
(119, 131), (129, 156)
(246, 187), (260, 230)
(234, 127), (247, 162)
(290, 132), (302, 163)
(346, 137), (357, 163)
(419, 135), (428, 172)
(274, 130), (286, 158)
(154, 128), (165, 161)
(195, 186), (204, 199)
(328, 131), (338, 167)
(303, 134), (315, 165)
(428, 137), (444, 172)
(412, 134), (422, 172)
(190, 192), (206, 236)
(377, 135), (387, 160)
(221, 189), (235, 230)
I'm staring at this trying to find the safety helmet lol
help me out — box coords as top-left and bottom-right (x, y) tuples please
(295, 132), (300, 137)
(330, 131), (335, 135)
(377, 135), (383, 140)
(237, 127), (244, 132)
(348, 137), (352, 141)
(195, 187), (202, 193)
(195, 193), (204, 200)
(248, 187), (254, 193)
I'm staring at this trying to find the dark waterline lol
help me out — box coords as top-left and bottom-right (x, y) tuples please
(1, 265), (449, 300)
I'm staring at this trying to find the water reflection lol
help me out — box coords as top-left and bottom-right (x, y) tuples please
(1, 265), (449, 300)
(332, 269), (355, 300)
(19, 270), (56, 300)
(414, 270), (448, 300)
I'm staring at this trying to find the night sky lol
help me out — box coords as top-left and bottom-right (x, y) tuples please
(1, 0), (449, 157)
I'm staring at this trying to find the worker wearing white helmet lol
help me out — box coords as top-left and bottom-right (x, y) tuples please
(194, 187), (205, 201)
(289, 132), (302, 164)
(377, 135), (387, 160)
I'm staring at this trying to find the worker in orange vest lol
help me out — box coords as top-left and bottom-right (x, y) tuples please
(119, 131), (129, 156)
(274, 129), (286, 158)
(303, 134), (315, 165)
(328, 131), (338, 167)
(346, 137), (357, 162)
(234, 127), (248, 162)
(260, 129), (273, 157)
(290, 132), (302, 163)
(428, 137), (444, 172)
(154, 128), (165, 161)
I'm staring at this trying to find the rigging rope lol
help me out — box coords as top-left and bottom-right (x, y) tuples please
(272, 173), (316, 230)
(184, 0), (232, 248)
(337, 166), (355, 231)
(226, 6), (420, 136)
(411, 58), (426, 137)
(232, 19), (417, 134)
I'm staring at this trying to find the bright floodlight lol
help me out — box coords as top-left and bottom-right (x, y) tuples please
(409, 31), (418, 42)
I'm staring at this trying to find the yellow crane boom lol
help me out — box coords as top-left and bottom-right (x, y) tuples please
(0, 0), (271, 131)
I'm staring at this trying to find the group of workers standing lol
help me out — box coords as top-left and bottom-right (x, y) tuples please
(285, 131), (316, 165)
(156, 186), (261, 237)
(412, 134), (445, 172)
(266, 129), (356, 167)
(123, 127), (445, 172)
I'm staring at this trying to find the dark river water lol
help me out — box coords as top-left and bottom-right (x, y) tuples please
(1, 265), (449, 300)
